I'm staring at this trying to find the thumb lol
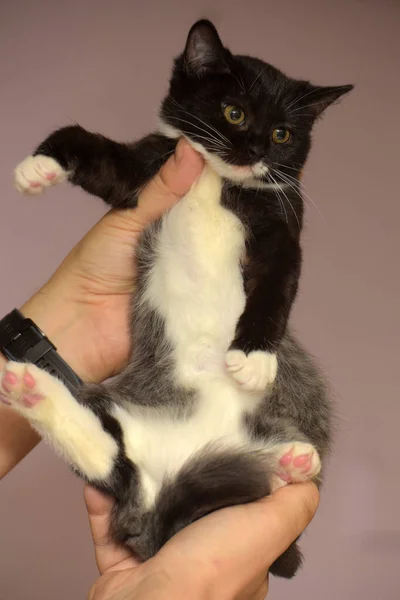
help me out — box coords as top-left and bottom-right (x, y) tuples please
(157, 481), (319, 597)
(84, 485), (139, 574)
(135, 138), (204, 225)
(253, 481), (320, 568)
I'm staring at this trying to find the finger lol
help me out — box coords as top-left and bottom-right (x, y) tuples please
(135, 137), (204, 224)
(84, 485), (139, 574)
(237, 577), (269, 600)
(159, 481), (319, 597)
(249, 481), (320, 569)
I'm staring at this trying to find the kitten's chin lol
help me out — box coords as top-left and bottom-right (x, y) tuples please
(158, 119), (269, 184)
(188, 148), (271, 188)
(190, 148), (269, 183)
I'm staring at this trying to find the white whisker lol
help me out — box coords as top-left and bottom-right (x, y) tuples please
(273, 162), (303, 173)
(248, 64), (269, 94)
(232, 71), (246, 94)
(286, 87), (320, 112)
(166, 117), (229, 150)
(270, 168), (310, 212)
(277, 180), (301, 230)
(289, 102), (324, 114)
(288, 84), (351, 112)
(270, 167), (326, 222)
(170, 98), (231, 145)
(268, 173), (288, 223)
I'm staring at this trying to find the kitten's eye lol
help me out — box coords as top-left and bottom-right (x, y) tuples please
(272, 128), (291, 144)
(223, 105), (245, 126)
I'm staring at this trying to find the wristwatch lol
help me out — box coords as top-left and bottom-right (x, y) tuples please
(0, 309), (82, 393)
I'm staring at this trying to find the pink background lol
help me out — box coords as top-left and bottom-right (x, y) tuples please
(1, 1), (399, 598)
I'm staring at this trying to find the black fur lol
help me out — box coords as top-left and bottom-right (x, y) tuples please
(33, 21), (351, 354)
(223, 183), (302, 354)
(35, 130), (177, 208)
(23, 19), (352, 578)
(114, 448), (273, 562)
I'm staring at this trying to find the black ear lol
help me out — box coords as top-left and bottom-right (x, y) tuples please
(183, 20), (229, 76)
(299, 84), (354, 119)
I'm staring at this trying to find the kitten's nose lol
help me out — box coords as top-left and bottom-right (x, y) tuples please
(247, 142), (264, 161)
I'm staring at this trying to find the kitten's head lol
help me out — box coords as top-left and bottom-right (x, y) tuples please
(160, 20), (353, 185)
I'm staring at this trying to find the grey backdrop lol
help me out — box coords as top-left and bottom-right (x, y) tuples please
(1, 1), (399, 599)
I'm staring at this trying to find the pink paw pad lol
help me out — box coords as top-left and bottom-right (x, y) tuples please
(0, 394), (12, 406)
(5, 371), (18, 385)
(45, 172), (56, 180)
(29, 181), (42, 187)
(2, 371), (17, 392)
(293, 454), (311, 468)
(279, 450), (293, 467)
(23, 372), (36, 389)
(0, 365), (44, 409)
(274, 442), (321, 486)
(22, 393), (43, 408)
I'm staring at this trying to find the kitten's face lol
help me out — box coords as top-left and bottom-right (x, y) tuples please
(160, 20), (352, 185)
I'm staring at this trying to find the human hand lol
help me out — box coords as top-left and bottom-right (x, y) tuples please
(0, 139), (203, 478)
(20, 139), (204, 383)
(84, 482), (319, 600)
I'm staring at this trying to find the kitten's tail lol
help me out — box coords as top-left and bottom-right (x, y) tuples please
(138, 446), (302, 578)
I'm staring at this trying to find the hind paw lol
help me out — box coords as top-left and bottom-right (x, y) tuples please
(272, 442), (321, 491)
(14, 155), (67, 195)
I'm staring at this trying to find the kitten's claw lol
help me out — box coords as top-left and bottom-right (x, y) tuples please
(225, 349), (277, 391)
(272, 442), (321, 491)
(14, 155), (67, 195)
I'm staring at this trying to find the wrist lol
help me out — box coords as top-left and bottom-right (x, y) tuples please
(18, 282), (90, 382)
(139, 555), (215, 600)
(136, 562), (210, 600)
(90, 564), (209, 600)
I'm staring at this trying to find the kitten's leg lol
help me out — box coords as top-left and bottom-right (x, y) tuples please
(14, 128), (176, 208)
(226, 226), (301, 392)
(0, 362), (119, 482)
(270, 441), (321, 492)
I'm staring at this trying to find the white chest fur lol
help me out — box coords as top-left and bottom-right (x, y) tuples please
(145, 165), (246, 385)
(116, 167), (265, 505)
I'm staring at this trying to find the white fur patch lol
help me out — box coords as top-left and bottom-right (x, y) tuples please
(126, 165), (272, 506)
(144, 166), (246, 388)
(113, 395), (250, 508)
(14, 155), (67, 195)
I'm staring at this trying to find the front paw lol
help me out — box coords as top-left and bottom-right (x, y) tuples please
(0, 362), (47, 412)
(14, 155), (67, 195)
(0, 361), (65, 419)
(225, 349), (277, 392)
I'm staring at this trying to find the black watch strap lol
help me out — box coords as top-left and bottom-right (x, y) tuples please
(0, 309), (82, 393)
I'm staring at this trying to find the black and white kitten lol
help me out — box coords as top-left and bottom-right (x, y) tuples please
(3, 20), (352, 578)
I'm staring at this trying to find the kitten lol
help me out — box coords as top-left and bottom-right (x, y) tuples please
(2, 20), (352, 578)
